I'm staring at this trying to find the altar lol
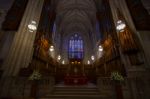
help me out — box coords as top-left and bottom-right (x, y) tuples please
(64, 59), (88, 85)
(64, 75), (88, 85)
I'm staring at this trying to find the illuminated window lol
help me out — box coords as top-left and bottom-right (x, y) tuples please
(68, 34), (84, 59)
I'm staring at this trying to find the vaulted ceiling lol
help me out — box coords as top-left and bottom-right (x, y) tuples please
(54, 0), (97, 37)
(1, 0), (149, 35)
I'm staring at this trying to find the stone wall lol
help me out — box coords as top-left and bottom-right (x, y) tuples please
(0, 76), (55, 98)
(97, 77), (150, 99)
(137, 31), (150, 68)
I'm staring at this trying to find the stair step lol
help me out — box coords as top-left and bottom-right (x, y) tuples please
(53, 90), (99, 92)
(44, 85), (112, 99)
(53, 92), (100, 95)
(54, 89), (98, 91)
(45, 94), (110, 99)
(54, 87), (97, 90)
(54, 87), (98, 90)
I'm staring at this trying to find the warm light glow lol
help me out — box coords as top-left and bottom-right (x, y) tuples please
(98, 45), (103, 52)
(28, 20), (37, 32)
(116, 20), (126, 32)
(87, 60), (90, 65)
(78, 62), (81, 64)
(75, 61), (77, 64)
(62, 60), (65, 64)
(49, 46), (54, 52)
(57, 55), (61, 60)
(91, 55), (95, 61)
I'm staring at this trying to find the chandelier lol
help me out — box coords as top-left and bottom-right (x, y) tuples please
(116, 20), (126, 32)
(28, 21), (37, 32)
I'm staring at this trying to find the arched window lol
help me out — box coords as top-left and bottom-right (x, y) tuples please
(68, 34), (84, 59)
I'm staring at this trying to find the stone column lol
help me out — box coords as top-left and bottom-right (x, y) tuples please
(109, 0), (149, 71)
(2, 0), (44, 77)
(128, 78), (138, 99)
(143, 77), (150, 99)
(0, 31), (15, 66)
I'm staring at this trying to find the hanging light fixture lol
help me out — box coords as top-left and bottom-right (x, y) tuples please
(98, 45), (103, 52)
(62, 60), (65, 64)
(49, 45), (54, 52)
(57, 55), (61, 60)
(91, 55), (95, 61)
(28, 20), (37, 32)
(116, 20), (126, 32)
(87, 60), (91, 65)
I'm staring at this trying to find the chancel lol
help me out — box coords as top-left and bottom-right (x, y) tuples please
(0, 0), (150, 99)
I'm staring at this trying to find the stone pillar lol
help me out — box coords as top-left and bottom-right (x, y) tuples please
(109, 0), (149, 70)
(143, 78), (150, 99)
(128, 78), (138, 99)
(0, 31), (15, 67)
(2, 0), (44, 77)
(0, 77), (15, 97)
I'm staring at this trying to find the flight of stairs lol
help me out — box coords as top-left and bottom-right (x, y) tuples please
(41, 84), (113, 99)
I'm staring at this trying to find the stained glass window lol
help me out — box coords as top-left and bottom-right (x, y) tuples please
(68, 34), (83, 59)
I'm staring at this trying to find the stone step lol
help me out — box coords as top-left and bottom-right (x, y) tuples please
(54, 85), (96, 88)
(53, 88), (99, 95)
(44, 85), (113, 99)
(43, 94), (111, 99)
(52, 91), (100, 95)
(54, 88), (98, 92)
(54, 85), (97, 88)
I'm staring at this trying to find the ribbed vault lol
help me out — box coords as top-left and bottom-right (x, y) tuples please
(51, 0), (98, 62)
(55, 0), (97, 36)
